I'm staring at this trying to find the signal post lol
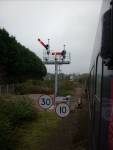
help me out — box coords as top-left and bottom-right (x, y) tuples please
(38, 38), (71, 102)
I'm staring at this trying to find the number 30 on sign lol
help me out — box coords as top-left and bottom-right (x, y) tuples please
(56, 103), (70, 117)
(38, 95), (53, 109)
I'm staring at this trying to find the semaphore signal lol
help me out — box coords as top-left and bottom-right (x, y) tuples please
(38, 38), (50, 54)
(37, 38), (71, 99)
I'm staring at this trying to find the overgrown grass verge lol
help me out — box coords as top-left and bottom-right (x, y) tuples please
(15, 80), (53, 94)
(0, 95), (37, 150)
(12, 112), (60, 150)
(72, 105), (88, 150)
(0, 95), (59, 150)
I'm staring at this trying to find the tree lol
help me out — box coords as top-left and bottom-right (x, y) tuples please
(0, 28), (47, 83)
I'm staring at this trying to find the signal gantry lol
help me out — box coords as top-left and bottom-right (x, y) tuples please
(37, 38), (71, 98)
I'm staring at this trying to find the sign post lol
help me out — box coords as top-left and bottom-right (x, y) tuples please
(55, 56), (58, 98)
(38, 95), (53, 128)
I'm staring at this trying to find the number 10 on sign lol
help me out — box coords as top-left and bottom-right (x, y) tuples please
(56, 103), (70, 117)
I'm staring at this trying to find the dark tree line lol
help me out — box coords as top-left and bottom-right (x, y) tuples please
(0, 28), (47, 83)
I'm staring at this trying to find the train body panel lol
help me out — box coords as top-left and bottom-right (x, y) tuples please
(89, 0), (113, 150)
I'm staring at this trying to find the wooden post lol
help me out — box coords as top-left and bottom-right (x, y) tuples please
(0, 85), (1, 95)
(6, 84), (8, 94)
(44, 109), (48, 128)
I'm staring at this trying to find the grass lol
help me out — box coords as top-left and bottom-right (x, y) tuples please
(0, 95), (60, 150)
(0, 84), (88, 150)
(0, 95), (37, 150)
(12, 111), (60, 150)
(72, 106), (88, 149)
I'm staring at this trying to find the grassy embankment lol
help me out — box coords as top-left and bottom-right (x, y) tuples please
(0, 78), (88, 150)
(13, 111), (60, 150)
(0, 95), (60, 150)
(14, 79), (76, 96)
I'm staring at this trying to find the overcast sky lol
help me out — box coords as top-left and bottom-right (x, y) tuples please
(0, 0), (102, 74)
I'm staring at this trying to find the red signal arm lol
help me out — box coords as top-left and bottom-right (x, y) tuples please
(38, 38), (48, 49)
(51, 52), (62, 55)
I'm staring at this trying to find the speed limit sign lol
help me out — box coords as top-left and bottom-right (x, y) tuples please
(38, 95), (53, 109)
(56, 103), (70, 117)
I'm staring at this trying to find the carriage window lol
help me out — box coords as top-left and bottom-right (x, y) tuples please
(96, 56), (102, 98)
(89, 67), (95, 101)
(101, 8), (112, 59)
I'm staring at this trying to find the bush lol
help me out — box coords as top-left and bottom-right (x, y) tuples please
(59, 80), (75, 96)
(0, 95), (37, 149)
(15, 80), (53, 94)
(13, 96), (37, 124)
(0, 116), (12, 150)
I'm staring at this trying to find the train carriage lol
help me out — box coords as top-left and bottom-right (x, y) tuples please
(88, 0), (113, 150)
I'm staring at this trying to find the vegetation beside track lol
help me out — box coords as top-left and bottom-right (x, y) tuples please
(0, 95), (60, 150)
(0, 95), (37, 150)
(0, 73), (88, 150)
(12, 112), (60, 150)
(73, 107), (88, 149)
(42, 96), (88, 150)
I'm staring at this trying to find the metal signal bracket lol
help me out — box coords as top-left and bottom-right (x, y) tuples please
(38, 38), (71, 98)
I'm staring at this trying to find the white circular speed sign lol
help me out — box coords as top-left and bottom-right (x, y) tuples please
(56, 103), (70, 118)
(38, 95), (53, 109)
